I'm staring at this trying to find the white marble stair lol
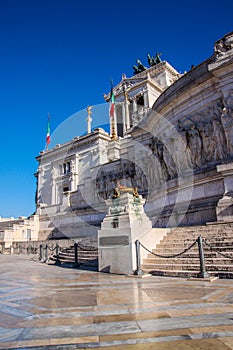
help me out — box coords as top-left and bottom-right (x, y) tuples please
(141, 222), (233, 278)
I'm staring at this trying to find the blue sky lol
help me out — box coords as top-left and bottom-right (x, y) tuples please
(0, 0), (232, 218)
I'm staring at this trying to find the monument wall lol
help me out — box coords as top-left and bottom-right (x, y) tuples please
(35, 32), (233, 240)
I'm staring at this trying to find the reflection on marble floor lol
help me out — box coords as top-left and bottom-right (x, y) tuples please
(0, 255), (233, 349)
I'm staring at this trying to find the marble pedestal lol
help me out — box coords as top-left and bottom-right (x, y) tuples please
(216, 163), (233, 221)
(98, 192), (152, 275)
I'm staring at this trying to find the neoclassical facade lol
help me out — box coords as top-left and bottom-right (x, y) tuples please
(35, 32), (233, 240)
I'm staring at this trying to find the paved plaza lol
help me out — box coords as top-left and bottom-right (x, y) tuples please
(0, 256), (233, 349)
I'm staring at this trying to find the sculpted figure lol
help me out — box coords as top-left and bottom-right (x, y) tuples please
(214, 33), (233, 60)
(176, 125), (193, 172)
(133, 59), (147, 74)
(220, 108), (233, 155)
(225, 89), (233, 113)
(214, 39), (226, 59)
(150, 138), (167, 183)
(187, 125), (202, 168)
(198, 123), (216, 163)
(156, 141), (170, 180)
(212, 118), (227, 160)
(163, 142), (177, 179)
(135, 167), (144, 192)
(147, 52), (162, 66)
(220, 90), (233, 155)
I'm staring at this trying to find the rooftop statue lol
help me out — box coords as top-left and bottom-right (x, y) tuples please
(132, 59), (147, 75)
(147, 52), (162, 66)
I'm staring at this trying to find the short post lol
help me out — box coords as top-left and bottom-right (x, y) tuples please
(39, 244), (43, 261)
(55, 243), (61, 265)
(197, 236), (209, 278)
(1, 242), (5, 255)
(27, 246), (31, 255)
(134, 240), (143, 275)
(45, 244), (49, 263)
(73, 243), (79, 268)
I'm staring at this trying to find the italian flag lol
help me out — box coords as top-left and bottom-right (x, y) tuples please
(46, 115), (51, 146)
(109, 87), (115, 118)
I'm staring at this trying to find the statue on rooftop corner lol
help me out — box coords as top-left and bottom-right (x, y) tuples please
(133, 59), (147, 75)
(147, 52), (162, 67)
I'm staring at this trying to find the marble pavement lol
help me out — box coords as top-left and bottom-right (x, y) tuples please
(1, 255), (233, 349)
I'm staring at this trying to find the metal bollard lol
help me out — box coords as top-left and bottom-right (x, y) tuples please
(39, 244), (44, 261)
(73, 243), (79, 268)
(45, 244), (49, 263)
(1, 242), (5, 255)
(55, 243), (61, 265)
(27, 246), (31, 255)
(197, 236), (209, 278)
(134, 240), (143, 275)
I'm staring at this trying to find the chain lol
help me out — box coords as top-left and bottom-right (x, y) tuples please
(46, 245), (57, 252)
(204, 240), (233, 260)
(139, 238), (198, 258)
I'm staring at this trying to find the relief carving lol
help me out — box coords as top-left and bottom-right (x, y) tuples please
(96, 94), (233, 198)
(187, 126), (202, 168)
(214, 32), (233, 60)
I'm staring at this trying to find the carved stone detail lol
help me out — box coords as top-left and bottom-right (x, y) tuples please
(214, 32), (233, 61)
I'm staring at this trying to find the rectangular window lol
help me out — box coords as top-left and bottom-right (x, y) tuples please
(63, 186), (69, 193)
(63, 162), (71, 175)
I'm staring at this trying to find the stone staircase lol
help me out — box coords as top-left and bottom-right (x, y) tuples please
(50, 236), (98, 269)
(141, 223), (233, 278)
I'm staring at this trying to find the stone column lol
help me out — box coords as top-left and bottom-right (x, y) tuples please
(51, 167), (56, 205)
(121, 102), (126, 136)
(216, 162), (233, 221)
(143, 89), (149, 108)
(132, 97), (137, 113)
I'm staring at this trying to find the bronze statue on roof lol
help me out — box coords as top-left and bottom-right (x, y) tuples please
(147, 52), (162, 66)
(132, 59), (147, 75)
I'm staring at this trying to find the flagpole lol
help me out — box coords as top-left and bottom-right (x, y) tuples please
(46, 113), (51, 151)
(109, 80), (117, 141)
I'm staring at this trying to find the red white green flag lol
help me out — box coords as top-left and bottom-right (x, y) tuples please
(46, 114), (51, 147)
(109, 84), (115, 118)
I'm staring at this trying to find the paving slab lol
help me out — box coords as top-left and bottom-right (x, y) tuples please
(0, 255), (233, 349)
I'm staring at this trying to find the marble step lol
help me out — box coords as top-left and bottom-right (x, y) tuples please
(51, 244), (99, 266)
(142, 269), (233, 278)
(147, 250), (220, 259)
(142, 263), (233, 272)
(50, 255), (98, 265)
(59, 249), (98, 256)
(143, 257), (233, 264)
(153, 247), (233, 254)
(162, 237), (233, 244)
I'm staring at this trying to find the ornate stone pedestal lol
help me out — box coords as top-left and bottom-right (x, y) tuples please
(107, 140), (120, 162)
(98, 192), (152, 275)
(216, 163), (233, 221)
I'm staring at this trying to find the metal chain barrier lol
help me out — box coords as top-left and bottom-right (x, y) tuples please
(47, 245), (57, 252)
(204, 240), (233, 260)
(135, 236), (210, 278)
(139, 238), (198, 259)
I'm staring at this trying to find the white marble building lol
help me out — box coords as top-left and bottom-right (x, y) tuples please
(35, 32), (233, 241)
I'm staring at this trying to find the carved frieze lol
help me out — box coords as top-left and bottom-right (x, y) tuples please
(214, 32), (233, 61)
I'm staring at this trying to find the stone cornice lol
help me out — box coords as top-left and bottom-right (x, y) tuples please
(36, 129), (111, 163)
